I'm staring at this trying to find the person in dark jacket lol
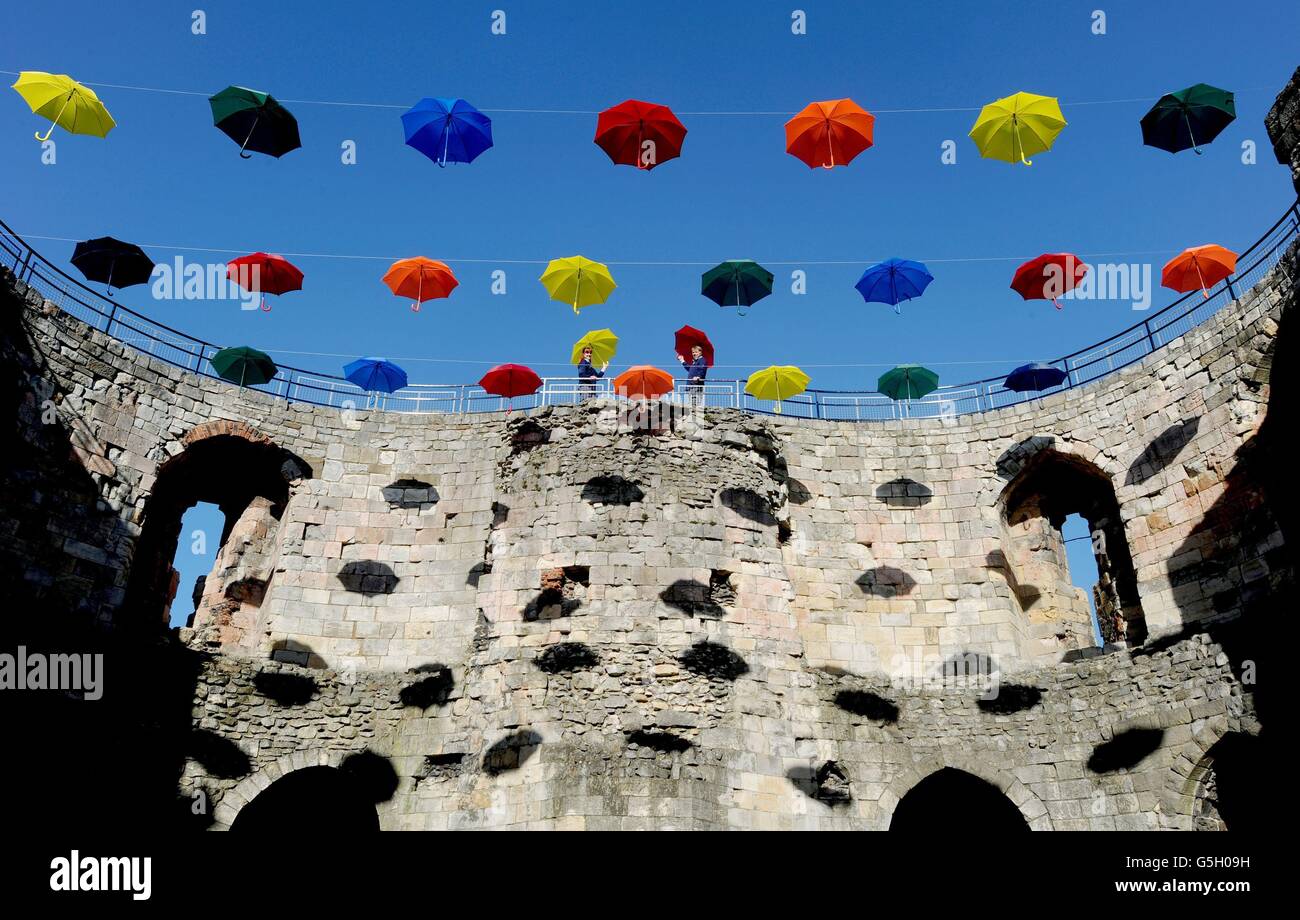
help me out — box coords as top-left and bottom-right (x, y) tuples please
(677, 344), (707, 405)
(577, 346), (607, 400)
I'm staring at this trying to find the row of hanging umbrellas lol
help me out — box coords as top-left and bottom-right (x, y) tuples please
(11, 74), (1239, 164)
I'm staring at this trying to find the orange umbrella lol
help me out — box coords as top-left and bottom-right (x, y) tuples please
(613, 365), (674, 400)
(1161, 245), (1237, 299)
(383, 257), (458, 311)
(785, 98), (874, 169)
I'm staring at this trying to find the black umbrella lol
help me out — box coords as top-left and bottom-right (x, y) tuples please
(70, 237), (156, 294)
(208, 86), (301, 159)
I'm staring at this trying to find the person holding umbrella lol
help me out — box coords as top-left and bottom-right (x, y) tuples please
(577, 346), (608, 401)
(677, 345), (708, 406)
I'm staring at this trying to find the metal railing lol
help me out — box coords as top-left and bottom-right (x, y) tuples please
(2, 203), (1297, 420)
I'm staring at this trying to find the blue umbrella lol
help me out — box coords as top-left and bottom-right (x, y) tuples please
(401, 98), (493, 167)
(1004, 362), (1067, 393)
(855, 258), (934, 314)
(344, 358), (408, 393)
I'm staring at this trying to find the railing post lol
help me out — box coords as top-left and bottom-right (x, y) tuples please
(812, 391), (821, 419)
(1226, 276), (1237, 300)
(1143, 318), (1156, 354)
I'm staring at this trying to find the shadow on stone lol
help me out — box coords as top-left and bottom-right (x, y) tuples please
(535, 642), (600, 674)
(786, 478), (813, 505)
(269, 638), (323, 669)
(339, 749), (400, 803)
(627, 730), (693, 753)
(483, 729), (543, 776)
(875, 478), (933, 507)
(381, 478), (439, 507)
(679, 641), (749, 681)
(787, 761), (852, 806)
(985, 550), (1042, 609)
(522, 589), (581, 621)
(1087, 727), (1165, 773)
(581, 474), (644, 505)
(719, 487), (777, 525)
(976, 684), (1043, 715)
(938, 651), (999, 680)
(833, 689), (900, 723)
(1125, 418), (1201, 487)
(337, 560), (399, 595)
(253, 669), (317, 706)
(856, 565), (916, 598)
(413, 752), (467, 788)
(399, 663), (454, 709)
(188, 729), (252, 780)
(660, 579), (726, 618)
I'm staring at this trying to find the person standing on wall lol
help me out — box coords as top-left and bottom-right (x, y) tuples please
(577, 346), (608, 401)
(677, 344), (707, 406)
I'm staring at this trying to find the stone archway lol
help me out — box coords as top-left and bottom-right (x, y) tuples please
(880, 756), (1052, 831)
(212, 749), (366, 831)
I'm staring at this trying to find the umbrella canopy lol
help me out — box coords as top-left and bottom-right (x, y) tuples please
(70, 237), (155, 293)
(226, 252), (304, 311)
(211, 345), (277, 387)
(540, 256), (616, 314)
(969, 92), (1066, 166)
(613, 365), (675, 400)
(1141, 84), (1235, 155)
(594, 99), (686, 170)
(402, 97), (493, 166)
(785, 99), (874, 169)
(383, 257), (458, 311)
(11, 72), (115, 141)
(571, 329), (619, 366)
(1011, 253), (1088, 309)
(745, 365), (810, 414)
(344, 357), (408, 393)
(1161, 245), (1237, 298)
(479, 363), (542, 408)
(674, 325), (714, 367)
(855, 258), (934, 314)
(701, 259), (774, 313)
(1004, 362), (1067, 393)
(877, 365), (939, 401)
(208, 86), (301, 159)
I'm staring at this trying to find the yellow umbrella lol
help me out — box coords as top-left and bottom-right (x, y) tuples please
(744, 365), (810, 415)
(11, 72), (116, 141)
(540, 256), (616, 314)
(968, 92), (1065, 166)
(571, 329), (619, 366)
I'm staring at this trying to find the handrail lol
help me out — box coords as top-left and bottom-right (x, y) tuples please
(2, 202), (1297, 419)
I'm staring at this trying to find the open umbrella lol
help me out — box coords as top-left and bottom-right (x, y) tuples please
(383, 257), (458, 311)
(226, 252), (303, 311)
(344, 358), (408, 393)
(209, 86), (301, 159)
(11, 72), (115, 141)
(211, 345), (277, 387)
(1011, 253), (1088, 309)
(402, 97), (493, 166)
(613, 365), (675, 400)
(571, 329), (619, 367)
(855, 258), (934, 314)
(1004, 362), (1067, 393)
(594, 99), (686, 170)
(877, 365), (939, 401)
(673, 325), (714, 366)
(1141, 84), (1235, 155)
(745, 365), (810, 414)
(540, 256), (616, 314)
(479, 363), (541, 410)
(701, 260), (773, 315)
(1161, 245), (1237, 298)
(785, 99), (874, 169)
(969, 92), (1066, 166)
(70, 237), (155, 294)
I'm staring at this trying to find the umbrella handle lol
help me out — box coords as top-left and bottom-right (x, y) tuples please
(1051, 297), (1062, 310)
(260, 295), (270, 312)
(1183, 109), (1203, 155)
(413, 269), (423, 311)
(239, 112), (261, 159)
(822, 121), (835, 169)
(35, 91), (75, 142)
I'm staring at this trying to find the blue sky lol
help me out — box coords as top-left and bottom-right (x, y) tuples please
(2, 0), (1296, 625)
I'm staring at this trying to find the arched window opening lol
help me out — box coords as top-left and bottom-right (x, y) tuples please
(230, 766), (380, 833)
(169, 502), (223, 628)
(890, 768), (1029, 832)
(999, 451), (1147, 652)
(124, 432), (303, 633)
(1062, 513), (1105, 647)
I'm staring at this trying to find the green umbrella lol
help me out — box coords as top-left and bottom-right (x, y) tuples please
(212, 346), (278, 386)
(701, 259), (774, 314)
(208, 85), (302, 159)
(877, 364), (939, 401)
(1140, 84), (1235, 155)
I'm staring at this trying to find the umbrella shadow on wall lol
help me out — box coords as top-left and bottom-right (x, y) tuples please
(581, 474), (644, 505)
(719, 487), (778, 526)
(787, 761), (853, 807)
(483, 730), (543, 776)
(1124, 417), (1202, 486)
(875, 478), (934, 507)
(856, 566), (916, 598)
(337, 561), (399, 595)
(1087, 727), (1166, 773)
(985, 550), (1042, 610)
(660, 579), (727, 618)
(399, 663), (455, 710)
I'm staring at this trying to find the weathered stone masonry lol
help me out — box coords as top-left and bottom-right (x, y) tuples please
(1, 70), (1294, 831)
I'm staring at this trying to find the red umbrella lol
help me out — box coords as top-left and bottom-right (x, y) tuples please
(479, 363), (541, 411)
(1011, 253), (1088, 309)
(594, 99), (686, 170)
(673, 325), (714, 366)
(226, 252), (304, 311)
